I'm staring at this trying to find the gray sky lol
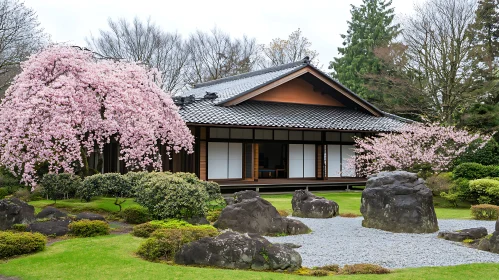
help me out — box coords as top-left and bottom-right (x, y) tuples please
(25, 0), (417, 69)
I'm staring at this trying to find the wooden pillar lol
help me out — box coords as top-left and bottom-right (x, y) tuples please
(253, 143), (259, 181)
(324, 145), (328, 180)
(316, 144), (323, 179)
(199, 141), (207, 181)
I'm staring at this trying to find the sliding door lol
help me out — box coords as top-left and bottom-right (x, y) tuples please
(327, 145), (341, 177)
(207, 142), (242, 179)
(288, 144), (315, 178)
(341, 145), (356, 177)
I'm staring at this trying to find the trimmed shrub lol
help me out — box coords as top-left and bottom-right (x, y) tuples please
(134, 173), (209, 219)
(80, 173), (131, 209)
(132, 222), (161, 238)
(13, 188), (31, 201)
(440, 192), (460, 207)
(452, 178), (472, 202)
(339, 264), (390, 275)
(206, 209), (222, 222)
(0, 231), (46, 258)
(40, 173), (82, 202)
(79, 175), (106, 202)
(471, 204), (499, 220)
(69, 220), (110, 237)
(469, 178), (499, 204)
(0, 187), (8, 199)
(11, 224), (28, 232)
(132, 219), (218, 238)
(122, 206), (150, 224)
(137, 226), (219, 261)
(124, 171), (148, 194)
(425, 172), (453, 196)
(454, 163), (499, 180)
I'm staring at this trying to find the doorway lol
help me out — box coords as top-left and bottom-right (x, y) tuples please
(258, 143), (287, 178)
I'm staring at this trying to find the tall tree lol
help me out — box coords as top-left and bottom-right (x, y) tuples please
(403, 0), (477, 123)
(0, 46), (194, 186)
(185, 28), (260, 85)
(0, 0), (49, 97)
(330, 0), (400, 101)
(87, 17), (189, 93)
(261, 28), (319, 67)
(467, 0), (499, 102)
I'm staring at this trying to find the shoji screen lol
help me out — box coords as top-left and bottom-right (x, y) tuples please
(303, 144), (316, 178)
(289, 144), (304, 178)
(207, 142), (242, 179)
(228, 143), (242, 179)
(327, 145), (341, 177)
(341, 145), (356, 177)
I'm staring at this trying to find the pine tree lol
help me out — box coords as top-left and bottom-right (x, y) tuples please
(329, 0), (400, 101)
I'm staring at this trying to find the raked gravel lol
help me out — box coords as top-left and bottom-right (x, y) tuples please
(266, 217), (499, 269)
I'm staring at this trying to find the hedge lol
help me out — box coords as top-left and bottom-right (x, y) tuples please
(69, 220), (110, 237)
(471, 204), (499, 220)
(453, 163), (499, 180)
(0, 231), (46, 258)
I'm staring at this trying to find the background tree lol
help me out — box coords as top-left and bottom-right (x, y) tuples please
(329, 0), (400, 101)
(0, 46), (194, 187)
(0, 0), (49, 97)
(260, 28), (319, 67)
(403, 0), (477, 124)
(87, 17), (188, 93)
(185, 28), (260, 84)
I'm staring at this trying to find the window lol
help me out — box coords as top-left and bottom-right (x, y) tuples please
(230, 128), (252, 139)
(210, 127), (230, 139)
(274, 130), (288, 140)
(255, 129), (273, 140)
(289, 131), (303, 141)
(326, 132), (341, 142)
(341, 132), (356, 142)
(304, 131), (321, 141)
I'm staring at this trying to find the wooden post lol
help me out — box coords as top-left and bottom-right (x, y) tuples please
(253, 143), (259, 181)
(199, 141), (207, 181)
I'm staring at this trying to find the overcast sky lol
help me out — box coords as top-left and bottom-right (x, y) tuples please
(25, 0), (418, 69)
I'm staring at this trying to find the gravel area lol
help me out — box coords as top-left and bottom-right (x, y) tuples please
(266, 217), (499, 269)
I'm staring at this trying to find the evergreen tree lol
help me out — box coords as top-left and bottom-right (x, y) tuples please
(329, 0), (400, 101)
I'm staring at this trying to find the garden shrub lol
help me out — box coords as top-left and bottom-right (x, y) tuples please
(137, 226), (219, 261)
(79, 175), (106, 202)
(0, 187), (8, 199)
(452, 178), (472, 202)
(469, 178), (499, 204)
(11, 224), (28, 232)
(124, 171), (148, 193)
(122, 206), (150, 224)
(440, 192), (460, 207)
(454, 139), (499, 166)
(206, 209), (222, 222)
(339, 264), (390, 275)
(454, 163), (499, 180)
(132, 222), (162, 238)
(0, 167), (22, 193)
(13, 188), (31, 201)
(40, 173), (82, 202)
(80, 173), (131, 210)
(69, 220), (110, 237)
(29, 186), (46, 201)
(132, 219), (218, 238)
(0, 231), (46, 258)
(425, 172), (453, 196)
(471, 204), (499, 220)
(134, 173), (209, 219)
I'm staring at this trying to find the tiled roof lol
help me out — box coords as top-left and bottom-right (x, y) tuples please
(178, 100), (408, 132)
(177, 60), (307, 104)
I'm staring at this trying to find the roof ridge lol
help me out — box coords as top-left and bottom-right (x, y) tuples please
(193, 58), (310, 88)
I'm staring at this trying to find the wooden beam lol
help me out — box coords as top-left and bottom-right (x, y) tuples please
(199, 141), (207, 181)
(253, 143), (259, 181)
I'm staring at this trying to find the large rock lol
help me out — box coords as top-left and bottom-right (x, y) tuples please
(360, 171), (439, 233)
(36, 207), (67, 219)
(438, 227), (488, 242)
(175, 231), (302, 271)
(29, 219), (70, 236)
(0, 198), (35, 230)
(76, 212), (105, 221)
(214, 197), (310, 235)
(291, 190), (339, 218)
(490, 232), (499, 253)
(224, 197), (235, 206)
(234, 190), (259, 203)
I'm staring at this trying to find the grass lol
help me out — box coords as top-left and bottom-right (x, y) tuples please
(29, 197), (140, 214)
(1, 234), (499, 280)
(262, 192), (472, 220)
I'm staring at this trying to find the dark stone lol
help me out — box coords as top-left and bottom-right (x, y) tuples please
(29, 219), (70, 236)
(278, 243), (302, 249)
(0, 198), (35, 230)
(438, 227), (488, 242)
(75, 212), (105, 221)
(224, 197), (235, 206)
(490, 232), (499, 254)
(214, 197), (310, 236)
(36, 207), (67, 219)
(496, 218), (499, 232)
(234, 190), (259, 203)
(291, 190), (339, 218)
(186, 216), (209, 225)
(479, 238), (491, 251)
(175, 231), (302, 271)
(360, 171), (439, 233)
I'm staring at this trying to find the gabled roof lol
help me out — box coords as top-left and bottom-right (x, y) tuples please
(175, 58), (411, 132)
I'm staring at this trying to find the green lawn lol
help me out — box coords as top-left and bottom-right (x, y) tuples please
(0, 234), (498, 280)
(29, 197), (140, 214)
(263, 192), (472, 220)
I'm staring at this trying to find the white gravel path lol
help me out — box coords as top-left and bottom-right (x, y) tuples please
(266, 217), (499, 269)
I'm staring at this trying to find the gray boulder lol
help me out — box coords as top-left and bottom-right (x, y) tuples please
(490, 232), (499, 253)
(0, 198), (35, 230)
(224, 197), (235, 206)
(36, 207), (67, 220)
(76, 212), (105, 221)
(29, 219), (70, 236)
(234, 190), (259, 203)
(175, 231), (302, 271)
(479, 238), (491, 251)
(438, 227), (488, 242)
(186, 216), (209, 225)
(496, 218), (499, 232)
(214, 197), (310, 236)
(292, 190), (339, 218)
(360, 171), (439, 233)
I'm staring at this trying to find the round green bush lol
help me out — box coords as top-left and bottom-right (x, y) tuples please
(454, 163), (499, 180)
(40, 173), (82, 201)
(122, 206), (150, 224)
(134, 173), (209, 219)
(132, 223), (162, 238)
(69, 220), (110, 237)
(80, 173), (131, 203)
(0, 231), (46, 258)
(11, 224), (28, 232)
(132, 219), (217, 238)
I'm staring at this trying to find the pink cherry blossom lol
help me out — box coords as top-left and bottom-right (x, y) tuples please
(351, 123), (490, 176)
(0, 45), (194, 187)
